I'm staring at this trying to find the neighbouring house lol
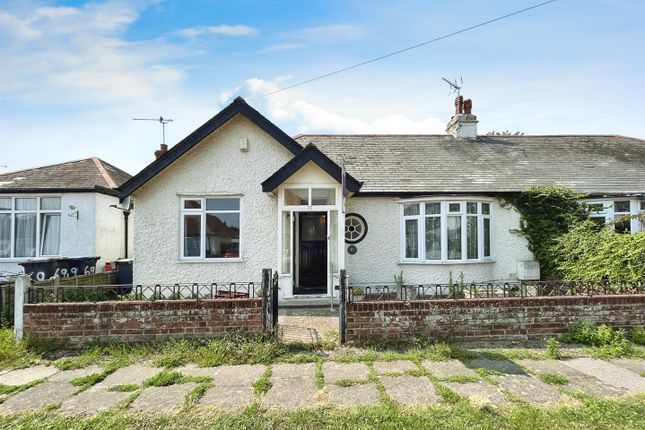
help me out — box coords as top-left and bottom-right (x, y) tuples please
(118, 96), (645, 299)
(0, 157), (132, 280)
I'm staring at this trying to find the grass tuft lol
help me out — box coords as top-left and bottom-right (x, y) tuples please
(252, 367), (272, 396)
(442, 375), (480, 383)
(538, 373), (569, 385)
(108, 384), (139, 392)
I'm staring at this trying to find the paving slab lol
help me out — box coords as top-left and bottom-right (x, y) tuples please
(91, 364), (161, 391)
(610, 359), (645, 376)
(271, 363), (316, 380)
(469, 359), (527, 375)
(495, 375), (570, 405)
(323, 362), (370, 383)
(381, 375), (439, 405)
(129, 383), (198, 412)
(200, 384), (254, 410)
(49, 365), (103, 383)
(326, 383), (379, 407)
(213, 364), (266, 386)
(0, 365), (59, 386)
(423, 360), (477, 378)
(263, 377), (319, 410)
(174, 365), (216, 379)
(517, 359), (625, 398)
(372, 360), (418, 374)
(0, 381), (75, 413)
(444, 381), (508, 406)
(60, 389), (130, 415)
(564, 358), (645, 393)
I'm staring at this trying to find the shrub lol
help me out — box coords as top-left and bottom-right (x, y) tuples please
(545, 337), (561, 359)
(629, 327), (645, 345)
(561, 321), (633, 358)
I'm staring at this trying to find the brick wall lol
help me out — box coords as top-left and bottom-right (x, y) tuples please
(23, 298), (262, 347)
(346, 295), (645, 344)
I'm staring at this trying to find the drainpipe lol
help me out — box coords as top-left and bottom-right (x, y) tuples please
(123, 210), (130, 259)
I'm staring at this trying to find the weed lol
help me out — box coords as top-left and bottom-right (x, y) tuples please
(546, 337), (562, 359)
(442, 375), (480, 383)
(0, 378), (45, 398)
(252, 367), (272, 395)
(630, 327), (645, 345)
(70, 372), (107, 390)
(474, 368), (503, 378)
(538, 373), (568, 385)
(315, 361), (324, 390)
(0, 329), (42, 370)
(108, 384), (139, 392)
(143, 370), (184, 387)
(184, 383), (213, 409)
(561, 321), (635, 358)
(332, 379), (362, 387)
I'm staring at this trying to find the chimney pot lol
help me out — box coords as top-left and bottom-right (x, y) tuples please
(463, 99), (472, 114)
(154, 144), (168, 160)
(455, 95), (464, 115)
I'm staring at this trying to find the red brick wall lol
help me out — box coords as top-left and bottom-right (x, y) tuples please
(346, 295), (645, 344)
(23, 298), (263, 347)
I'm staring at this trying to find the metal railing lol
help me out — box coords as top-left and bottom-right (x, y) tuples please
(26, 282), (262, 304)
(0, 283), (15, 327)
(346, 280), (645, 302)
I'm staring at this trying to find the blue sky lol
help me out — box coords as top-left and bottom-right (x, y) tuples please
(1, 0), (644, 174)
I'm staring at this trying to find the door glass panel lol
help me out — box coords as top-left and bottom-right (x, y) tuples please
(281, 212), (291, 274)
(311, 188), (335, 206)
(447, 216), (462, 260)
(284, 189), (309, 206)
(330, 211), (338, 273)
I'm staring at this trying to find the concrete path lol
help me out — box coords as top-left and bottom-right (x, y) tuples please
(0, 358), (643, 415)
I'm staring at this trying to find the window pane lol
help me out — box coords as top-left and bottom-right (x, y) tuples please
(0, 198), (11, 211)
(590, 216), (606, 228)
(640, 201), (645, 211)
(405, 219), (418, 258)
(205, 213), (240, 258)
(40, 197), (61, 210)
(183, 199), (201, 209)
(614, 216), (631, 234)
(206, 198), (239, 211)
(403, 203), (419, 216)
(0, 214), (10, 258)
(425, 202), (440, 215)
(588, 203), (604, 213)
(15, 198), (37, 211)
(15, 213), (37, 257)
(183, 214), (201, 257)
(467, 216), (478, 259)
(483, 218), (491, 257)
(425, 217), (441, 260)
(311, 188), (335, 206)
(482, 203), (490, 215)
(466, 202), (477, 214)
(281, 212), (291, 274)
(614, 201), (630, 213)
(448, 203), (461, 213)
(447, 216), (462, 260)
(284, 189), (308, 206)
(40, 213), (61, 255)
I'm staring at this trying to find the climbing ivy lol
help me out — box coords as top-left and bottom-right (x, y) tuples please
(501, 185), (588, 278)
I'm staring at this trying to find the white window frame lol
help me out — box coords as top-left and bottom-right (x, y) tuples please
(0, 195), (62, 260)
(584, 199), (644, 233)
(179, 196), (242, 262)
(399, 197), (494, 264)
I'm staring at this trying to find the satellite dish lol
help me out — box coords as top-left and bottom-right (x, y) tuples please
(123, 196), (133, 211)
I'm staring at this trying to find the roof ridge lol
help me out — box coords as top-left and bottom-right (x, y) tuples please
(92, 157), (117, 189)
(0, 157), (101, 177)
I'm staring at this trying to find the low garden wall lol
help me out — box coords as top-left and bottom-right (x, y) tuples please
(345, 295), (645, 344)
(23, 298), (263, 347)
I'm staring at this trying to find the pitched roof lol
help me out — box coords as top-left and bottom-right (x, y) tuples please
(294, 134), (645, 195)
(119, 97), (303, 197)
(262, 143), (362, 193)
(0, 157), (131, 195)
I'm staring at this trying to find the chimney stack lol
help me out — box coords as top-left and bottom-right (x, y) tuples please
(446, 96), (478, 140)
(154, 143), (168, 160)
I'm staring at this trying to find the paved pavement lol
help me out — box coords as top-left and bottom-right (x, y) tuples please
(0, 358), (643, 415)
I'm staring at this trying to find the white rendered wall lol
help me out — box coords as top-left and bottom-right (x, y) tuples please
(131, 114), (295, 285)
(344, 197), (534, 285)
(94, 193), (127, 269)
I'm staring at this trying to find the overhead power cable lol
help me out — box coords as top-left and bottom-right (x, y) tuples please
(263, 0), (558, 97)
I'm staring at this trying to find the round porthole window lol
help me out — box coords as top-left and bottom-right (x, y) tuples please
(345, 213), (368, 244)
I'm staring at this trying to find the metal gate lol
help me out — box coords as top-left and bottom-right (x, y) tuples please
(261, 268), (279, 332)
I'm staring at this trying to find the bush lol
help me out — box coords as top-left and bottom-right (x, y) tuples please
(630, 327), (645, 345)
(554, 221), (645, 281)
(545, 337), (561, 359)
(561, 321), (633, 358)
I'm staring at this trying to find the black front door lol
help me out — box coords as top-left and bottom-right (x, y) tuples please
(296, 212), (327, 294)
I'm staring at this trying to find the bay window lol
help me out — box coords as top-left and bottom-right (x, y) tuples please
(180, 197), (241, 260)
(400, 200), (492, 263)
(0, 196), (62, 259)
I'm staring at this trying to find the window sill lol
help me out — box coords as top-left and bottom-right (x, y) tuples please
(177, 258), (244, 264)
(398, 259), (495, 265)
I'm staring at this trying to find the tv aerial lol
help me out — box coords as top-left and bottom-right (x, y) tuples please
(133, 116), (174, 145)
(442, 77), (463, 96)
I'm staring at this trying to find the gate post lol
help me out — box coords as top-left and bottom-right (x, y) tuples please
(261, 268), (271, 332)
(271, 272), (279, 330)
(14, 275), (30, 342)
(339, 269), (347, 344)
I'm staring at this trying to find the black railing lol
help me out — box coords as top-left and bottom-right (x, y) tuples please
(347, 280), (645, 302)
(0, 283), (15, 327)
(26, 282), (262, 304)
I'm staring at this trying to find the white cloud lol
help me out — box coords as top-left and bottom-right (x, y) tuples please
(281, 25), (363, 44)
(227, 78), (445, 134)
(175, 24), (258, 38)
(260, 43), (304, 53)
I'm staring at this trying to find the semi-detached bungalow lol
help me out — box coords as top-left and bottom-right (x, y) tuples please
(117, 97), (645, 299)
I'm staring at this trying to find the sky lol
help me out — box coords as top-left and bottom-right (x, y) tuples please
(1, 0), (644, 175)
